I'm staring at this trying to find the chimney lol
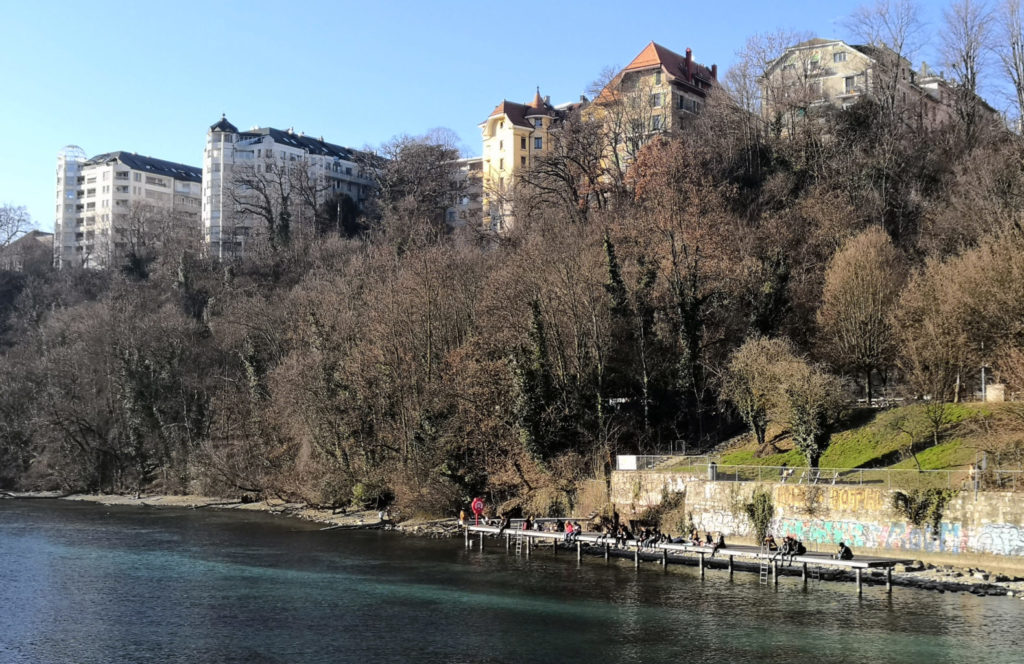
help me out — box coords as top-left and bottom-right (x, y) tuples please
(544, 95), (550, 104)
(686, 47), (694, 82)
(712, 63), (718, 80)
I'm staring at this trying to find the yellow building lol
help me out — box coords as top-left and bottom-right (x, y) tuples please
(480, 88), (567, 231)
(480, 43), (717, 230)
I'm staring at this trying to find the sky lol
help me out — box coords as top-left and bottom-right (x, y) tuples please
(0, 0), (971, 231)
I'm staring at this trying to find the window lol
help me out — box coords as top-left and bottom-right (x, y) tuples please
(134, 173), (141, 182)
(844, 76), (856, 93)
(833, 52), (847, 63)
(499, 140), (503, 150)
(534, 118), (543, 128)
(520, 137), (526, 149)
(654, 71), (662, 85)
(534, 137), (542, 149)
(652, 92), (663, 107)
(499, 158), (504, 169)
(345, 167), (352, 175)
(521, 156), (526, 166)
(652, 115), (662, 131)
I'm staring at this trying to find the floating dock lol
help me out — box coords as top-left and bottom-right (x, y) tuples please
(464, 524), (915, 595)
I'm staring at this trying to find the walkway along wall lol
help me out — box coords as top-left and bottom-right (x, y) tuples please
(610, 471), (1024, 564)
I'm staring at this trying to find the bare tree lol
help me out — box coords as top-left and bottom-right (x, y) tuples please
(846, 0), (925, 124)
(587, 67), (660, 198)
(0, 204), (30, 247)
(996, 0), (1024, 127)
(514, 111), (608, 224)
(817, 227), (907, 404)
(943, 0), (994, 144)
(721, 336), (800, 451)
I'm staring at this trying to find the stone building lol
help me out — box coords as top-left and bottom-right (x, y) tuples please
(761, 38), (999, 131)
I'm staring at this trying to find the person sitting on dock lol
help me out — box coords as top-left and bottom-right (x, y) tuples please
(763, 534), (778, 551)
(711, 532), (726, 558)
(573, 521), (583, 541)
(564, 520), (575, 542)
(704, 532), (713, 547)
(784, 537), (807, 566)
(497, 514), (511, 537)
(835, 542), (854, 560)
(772, 536), (792, 562)
(459, 509), (466, 527)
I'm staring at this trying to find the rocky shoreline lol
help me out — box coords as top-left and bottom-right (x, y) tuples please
(4, 491), (1021, 598)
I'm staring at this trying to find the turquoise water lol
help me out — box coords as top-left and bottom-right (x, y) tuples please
(1, 501), (1022, 663)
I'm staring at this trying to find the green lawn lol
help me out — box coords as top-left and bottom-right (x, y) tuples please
(719, 402), (986, 471)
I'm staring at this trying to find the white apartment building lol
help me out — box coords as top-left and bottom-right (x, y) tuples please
(202, 115), (376, 258)
(55, 146), (201, 268)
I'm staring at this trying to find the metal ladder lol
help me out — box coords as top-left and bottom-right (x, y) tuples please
(515, 531), (524, 556)
(759, 542), (771, 585)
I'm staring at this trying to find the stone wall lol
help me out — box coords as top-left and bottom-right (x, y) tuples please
(610, 471), (1024, 559)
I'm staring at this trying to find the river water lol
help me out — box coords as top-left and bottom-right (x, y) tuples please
(0, 501), (1021, 664)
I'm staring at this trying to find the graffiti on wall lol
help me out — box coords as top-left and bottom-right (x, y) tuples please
(775, 485), (886, 514)
(773, 518), (972, 554)
(969, 524), (1024, 556)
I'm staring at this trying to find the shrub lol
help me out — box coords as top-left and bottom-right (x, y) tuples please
(744, 488), (775, 542)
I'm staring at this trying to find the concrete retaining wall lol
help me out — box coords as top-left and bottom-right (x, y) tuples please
(610, 471), (1024, 561)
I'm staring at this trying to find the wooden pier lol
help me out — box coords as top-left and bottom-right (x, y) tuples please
(464, 524), (915, 595)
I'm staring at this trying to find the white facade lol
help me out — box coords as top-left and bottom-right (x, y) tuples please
(54, 146), (201, 268)
(202, 116), (375, 258)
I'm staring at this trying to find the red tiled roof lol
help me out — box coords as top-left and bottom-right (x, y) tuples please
(486, 89), (557, 127)
(596, 41), (717, 104)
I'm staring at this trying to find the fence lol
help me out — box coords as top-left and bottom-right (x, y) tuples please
(615, 455), (1024, 491)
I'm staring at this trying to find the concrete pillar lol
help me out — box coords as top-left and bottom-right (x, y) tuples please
(577, 541), (582, 563)
(699, 553), (705, 578)
(505, 534), (510, 552)
(856, 568), (863, 595)
(479, 532), (484, 551)
(802, 562), (808, 583)
(464, 528), (469, 550)
(886, 567), (892, 593)
(728, 555), (734, 579)
(662, 549), (668, 568)
(604, 544), (610, 561)
(634, 548), (640, 569)
(772, 560), (778, 586)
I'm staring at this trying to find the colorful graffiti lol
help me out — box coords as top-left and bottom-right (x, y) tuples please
(610, 472), (1024, 557)
(969, 524), (1024, 556)
(774, 518), (971, 554)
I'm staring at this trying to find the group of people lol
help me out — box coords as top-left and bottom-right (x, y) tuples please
(763, 533), (854, 563)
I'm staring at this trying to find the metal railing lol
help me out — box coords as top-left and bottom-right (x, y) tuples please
(616, 456), (1024, 491)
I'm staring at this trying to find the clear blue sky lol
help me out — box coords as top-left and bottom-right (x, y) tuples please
(0, 0), (964, 231)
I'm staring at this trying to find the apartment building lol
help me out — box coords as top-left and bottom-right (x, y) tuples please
(54, 146), (201, 268)
(203, 116), (376, 258)
(480, 89), (585, 230)
(590, 41), (718, 133)
(761, 38), (998, 130)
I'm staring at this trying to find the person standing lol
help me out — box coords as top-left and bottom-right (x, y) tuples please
(459, 508), (466, 527)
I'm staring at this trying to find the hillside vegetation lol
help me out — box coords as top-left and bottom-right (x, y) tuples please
(720, 403), (1024, 471)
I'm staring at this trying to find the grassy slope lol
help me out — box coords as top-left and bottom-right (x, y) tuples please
(719, 402), (999, 470)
